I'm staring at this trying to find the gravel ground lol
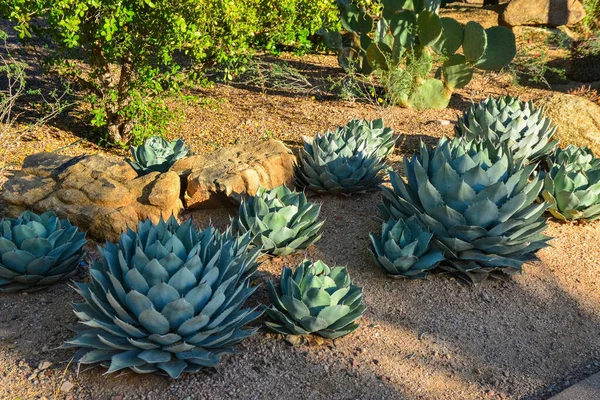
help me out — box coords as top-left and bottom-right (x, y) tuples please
(1, 194), (600, 400)
(2, 4), (600, 399)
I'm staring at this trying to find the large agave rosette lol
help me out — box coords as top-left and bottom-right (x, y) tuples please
(63, 217), (261, 379)
(380, 137), (551, 283)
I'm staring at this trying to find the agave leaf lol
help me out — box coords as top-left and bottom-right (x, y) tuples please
(1, 250), (36, 274)
(138, 308), (170, 335)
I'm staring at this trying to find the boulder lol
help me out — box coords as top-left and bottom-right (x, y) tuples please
(535, 93), (600, 155)
(1, 153), (183, 242)
(171, 140), (296, 209)
(502, 0), (586, 27)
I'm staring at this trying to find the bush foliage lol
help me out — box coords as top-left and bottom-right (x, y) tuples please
(1, 0), (337, 145)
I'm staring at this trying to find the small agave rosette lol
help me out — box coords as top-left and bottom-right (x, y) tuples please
(295, 118), (395, 194)
(0, 211), (86, 292)
(127, 135), (191, 175)
(234, 185), (324, 256)
(380, 137), (552, 283)
(369, 216), (444, 278)
(63, 217), (262, 379)
(455, 96), (557, 164)
(541, 146), (600, 221)
(264, 260), (366, 339)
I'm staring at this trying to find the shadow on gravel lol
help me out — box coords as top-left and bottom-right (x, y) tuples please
(310, 192), (600, 400)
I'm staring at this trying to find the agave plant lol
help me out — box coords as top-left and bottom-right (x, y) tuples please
(62, 216), (262, 379)
(369, 216), (444, 279)
(233, 185), (324, 256)
(455, 96), (557, 163)
(540, 145), (600, 221)
(0, 211), (86, 293)
(344, 119), (396, 158)
(380, 137), (551, 283)
(295, 119), (395, 195)
(264, 259), (366, 339)
(127, 135), (191, 175)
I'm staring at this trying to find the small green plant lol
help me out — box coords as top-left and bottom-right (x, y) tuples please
(62, 216), (262, 378)
(509, 29), (569, 88)
(380, 137), (551, 283)
(0, 29), (72, 178)
(369, 216), (444, 278)
(234, 60), (316, 95)
(455, 96), (558, 164)
(295, 119), (395, 194)
(0, 211), (86, 293)
(582, 0), (600, 34)
(264, 259), (366, 339)
(320, 0), (516, 108)
(540, 145), (600, 221)
(126, 135), (192, 176)
(568, 36), (600, 83)
(233, 185), (324, 256)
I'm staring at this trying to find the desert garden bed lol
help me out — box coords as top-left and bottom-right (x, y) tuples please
(2, 2), (600, 400)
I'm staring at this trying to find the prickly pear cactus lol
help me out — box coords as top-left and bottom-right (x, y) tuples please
(320, 0), (516, 109)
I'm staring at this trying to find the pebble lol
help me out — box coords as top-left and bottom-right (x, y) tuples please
(38, 361), (52, 370)
(61, 381), (75, 393)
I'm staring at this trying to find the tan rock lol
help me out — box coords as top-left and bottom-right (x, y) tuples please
(535, 93), (600, 155)
(1, 153), (182, 242)
(172, 140), (296, 209)
(502, 0), (586, 27)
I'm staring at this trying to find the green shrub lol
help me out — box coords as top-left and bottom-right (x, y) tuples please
(582, 0), (600, 34)
(1, 0), (338, 145)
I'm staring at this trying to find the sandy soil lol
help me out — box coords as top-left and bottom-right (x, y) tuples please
(2, 4), (600, 400)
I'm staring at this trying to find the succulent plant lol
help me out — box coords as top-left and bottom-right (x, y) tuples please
(62, 216), (262, 379)
(320, 1), (516, 108)
(233, 185), (324, 256)
(455, 96), (558, 164)
(369, 216), (444, 278)
(127, 135), (191, 175)
(344, 118), (396, 158)
(540, 145), (600, 221)
(295, 119), (395, 195)
(0, 211), (86, 293)
(380, 137), (551, 283)
(264, 259), (366, 339)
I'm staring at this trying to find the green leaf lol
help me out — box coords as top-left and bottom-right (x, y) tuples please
(432, 17), (464, 56)
(407, 79), (450, 109)
(281, 295), (311, 320)
(462, 21), (487, 62)
(442, 54), (473, 90)
(366, 43), (389, 70)
(417, 11), (443, 47)
(474, 26), (516, 71)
